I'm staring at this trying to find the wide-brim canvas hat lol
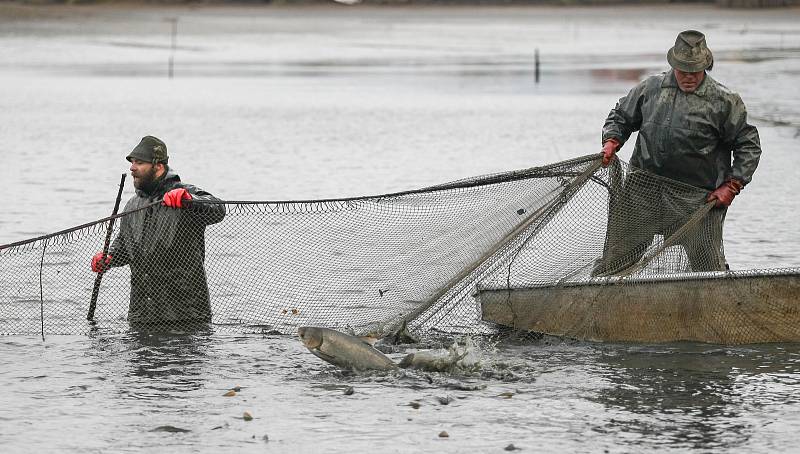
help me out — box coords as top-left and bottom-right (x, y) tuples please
(127, 135), (169, 164)
(667, 30), (713, 73)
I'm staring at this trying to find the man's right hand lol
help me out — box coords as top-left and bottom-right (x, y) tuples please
(601, 138), (621, 167)
(91, 252), (112, 273)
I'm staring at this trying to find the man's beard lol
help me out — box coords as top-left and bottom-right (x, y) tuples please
(133, 166), (160, 194)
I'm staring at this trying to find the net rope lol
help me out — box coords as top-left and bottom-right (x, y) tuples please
(1, 154), (796, 340)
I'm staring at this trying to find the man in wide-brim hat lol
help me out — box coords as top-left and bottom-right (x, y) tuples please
(593, 30), (762, 276)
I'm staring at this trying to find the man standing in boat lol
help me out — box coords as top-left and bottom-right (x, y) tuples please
(90, 136), (226, 327)
(594, 30), (762, 276)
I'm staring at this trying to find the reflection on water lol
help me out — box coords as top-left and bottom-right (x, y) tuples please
(589, 68), (650, 83)
(90, 327), (215, 398)
(125, 330), (210, 386)
(590, 344), (800, 451)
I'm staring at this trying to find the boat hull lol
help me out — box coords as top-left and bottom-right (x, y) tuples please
(479, 270), (800, 344)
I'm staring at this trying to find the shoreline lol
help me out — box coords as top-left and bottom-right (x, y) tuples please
(2, 2), (799, 30)
(2, 0), (799, 14)
(1, 1), (798, 23)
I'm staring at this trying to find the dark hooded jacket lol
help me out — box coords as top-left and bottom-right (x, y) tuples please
(602, 71), (761, 190)
(108, 167), (225, 325)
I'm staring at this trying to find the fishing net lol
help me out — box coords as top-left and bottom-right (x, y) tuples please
(1, 154), (797, 343)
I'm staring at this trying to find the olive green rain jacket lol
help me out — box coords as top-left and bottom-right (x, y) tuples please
(108, 168), (225, 326)
(602, 71), (762, 190)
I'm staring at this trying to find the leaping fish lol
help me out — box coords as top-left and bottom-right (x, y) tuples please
(298, 326), (398, 372)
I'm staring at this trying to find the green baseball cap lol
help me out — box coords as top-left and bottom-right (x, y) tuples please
(126, 136), (168, 164)
(667, 30), (713, 73)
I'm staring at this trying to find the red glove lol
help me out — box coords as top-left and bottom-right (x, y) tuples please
(91, 252), (112, 273)
(601, 138), (620, 167)
(707, 179), (744, 208)
(163, 188), (192, 208)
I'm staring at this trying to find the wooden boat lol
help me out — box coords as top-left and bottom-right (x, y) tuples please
(478, 269), (800, 344)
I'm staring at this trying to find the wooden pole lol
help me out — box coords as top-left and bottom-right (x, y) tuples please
(389, 159), (602, 335)
(87, 174), (126, 322)
(168, 17), (178, 79)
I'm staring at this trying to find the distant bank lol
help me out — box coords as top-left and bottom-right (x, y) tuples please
(7, 0), (800, 8)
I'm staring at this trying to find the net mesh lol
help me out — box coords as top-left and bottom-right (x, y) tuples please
(1, 154), (796, 341)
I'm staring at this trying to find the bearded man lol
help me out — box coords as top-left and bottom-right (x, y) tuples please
(90, 136), (225, 327)
(593, 30), (762, 276)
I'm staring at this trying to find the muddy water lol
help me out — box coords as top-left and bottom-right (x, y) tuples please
(1, 4), (799, 453)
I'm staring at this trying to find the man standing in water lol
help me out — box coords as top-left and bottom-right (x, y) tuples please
(593, 30), (762, 276)
(90, 136), (226, 326)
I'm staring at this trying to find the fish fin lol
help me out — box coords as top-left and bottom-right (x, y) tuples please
(310, 348), (339, 364)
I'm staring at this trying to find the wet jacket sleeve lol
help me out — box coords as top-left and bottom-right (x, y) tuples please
(722, 94), (761, 185)
(602, 80), (646, 146)
(183, 184), (226, 226)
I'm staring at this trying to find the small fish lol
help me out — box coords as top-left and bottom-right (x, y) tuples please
(399, 338), (481, 373)
(298, 326), (398, 372)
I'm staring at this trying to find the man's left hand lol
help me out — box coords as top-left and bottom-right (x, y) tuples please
(163, 188), (192, 209)
(707, 179), (744, 208)
(601, 138), (621, 167)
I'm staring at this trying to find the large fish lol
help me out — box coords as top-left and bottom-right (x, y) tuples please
(298, 326), (398, 372)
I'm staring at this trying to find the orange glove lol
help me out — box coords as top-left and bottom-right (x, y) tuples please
(163, 188), (192, 209)
(91, 252), (112, 273)
(601, 138), (620, 167)
(707, 179), (744, 208)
